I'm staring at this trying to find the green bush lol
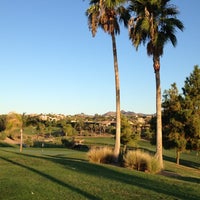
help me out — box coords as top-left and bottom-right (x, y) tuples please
(123, 150), (161, 174)
(87, 146), (114, 163)
(24, 136), (34, 147)
(61, 138), (74, 148)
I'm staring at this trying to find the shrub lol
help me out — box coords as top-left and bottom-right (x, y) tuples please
(87, 146), (114, 164)
(123, 150), (161, 173)
(24, 136), (34, 147)
(61, 138), (74, 148)
(149, 156), (161, 173)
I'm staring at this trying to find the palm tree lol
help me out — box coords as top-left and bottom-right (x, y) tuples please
(129, 0), (184, 168)
(86, 0), (130, 159)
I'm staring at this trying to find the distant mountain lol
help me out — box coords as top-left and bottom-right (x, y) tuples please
(121, 110), (136, 116)
(103, 110), (152, 117)
(103, 111), (116, 117)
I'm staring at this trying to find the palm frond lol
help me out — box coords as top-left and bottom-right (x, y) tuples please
(86, 0), (130, 36)
(118, 6), (131, 27)
(129, 0), (184, 57)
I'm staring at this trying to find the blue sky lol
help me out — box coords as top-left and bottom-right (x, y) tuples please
(0, 0), (199, 115)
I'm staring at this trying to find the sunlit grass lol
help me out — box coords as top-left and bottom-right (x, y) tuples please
(82, 136), (115, 147)
(0, 146), (199, 200)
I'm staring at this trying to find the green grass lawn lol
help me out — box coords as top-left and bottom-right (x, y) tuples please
(0, 140), (199, 200)
(82, 136), (115, 147)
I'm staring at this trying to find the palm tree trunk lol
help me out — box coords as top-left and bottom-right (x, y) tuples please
(154, 56), (164, 169)
(111, 33), (121, 160)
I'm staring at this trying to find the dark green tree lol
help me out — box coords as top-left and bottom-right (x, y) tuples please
(74, 119), (85, 135)
(62, 124), (77, 136)
(129, 0), (184, 168)
(162, 83), (186, 164)
(121, 115), (139, 152)
(36, 122), (46, 138)
(0, 115), (6, 132)
(182, 65), (200, 153)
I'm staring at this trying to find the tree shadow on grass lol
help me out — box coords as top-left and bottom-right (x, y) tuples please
(1, 149), (199, 200)
(46, 154), (200, 193)
(0, 155), (102, 200)
(159, 170), (200, 184)
(0, 142), (16, 147)
(178, 176), (200, 184)
(139, 147), (200, 170)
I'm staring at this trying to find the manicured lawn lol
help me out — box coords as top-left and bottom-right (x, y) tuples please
(0, 145), (199, 200)
(81, 136), (115, 147)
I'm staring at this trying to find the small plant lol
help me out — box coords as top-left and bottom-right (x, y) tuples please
(123, 150), (161, 173)
(87, 146), (114, 164)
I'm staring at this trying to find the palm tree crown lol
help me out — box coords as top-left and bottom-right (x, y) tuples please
(129, 0), (184, 70)
(86, 0), (130, 37)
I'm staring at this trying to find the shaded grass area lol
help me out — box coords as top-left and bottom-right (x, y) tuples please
(137, 140), (200, 170)
(0, 147), (199, 200)
(0, 142), (15, 147)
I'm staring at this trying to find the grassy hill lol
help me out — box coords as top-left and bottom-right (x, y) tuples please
(0, 138), (199, 200)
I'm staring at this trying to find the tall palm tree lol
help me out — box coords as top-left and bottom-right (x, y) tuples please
(129, 0), (184, 168)
(86, 0), (130, 159)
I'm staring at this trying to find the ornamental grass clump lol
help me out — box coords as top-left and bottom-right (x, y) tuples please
(124, 150), (161, 174)
(87, 146), (114, 164)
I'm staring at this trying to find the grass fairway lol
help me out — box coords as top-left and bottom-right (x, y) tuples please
(0, 146), (199, 200)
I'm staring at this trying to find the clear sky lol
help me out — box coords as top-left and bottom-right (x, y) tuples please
(0, 0), (199, 115)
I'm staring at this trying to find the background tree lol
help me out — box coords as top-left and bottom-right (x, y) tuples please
(129, 0), (184, 168)
(62, 124), (77, 136)
(162, 83), (186, 164)
(121, 115), (139, 152)
(36, 122), (46, 139)
(86, 0), (130, 159)
(74, 119), (85, 135)
(45, 121), (53, 137)
(0, 115), (7, 140)
(0, 115), (6, 132)
(5, 112), (25, 152)
(182, 65), (200, 153)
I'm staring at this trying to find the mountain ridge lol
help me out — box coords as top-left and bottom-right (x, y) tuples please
(103, 110), (154, 117)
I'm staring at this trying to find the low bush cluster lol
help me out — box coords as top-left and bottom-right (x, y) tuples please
(87, 147), (161, 173)
(123, 150), (161, 174)
(61, 137), (89, 151)
(87, 146), (114, 163)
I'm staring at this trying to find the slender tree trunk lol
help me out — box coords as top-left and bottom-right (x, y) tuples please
(111, 33), (121, 160)
(20, 128), (23, 153)
(154, 56), (164, 169)
(176, 149), (180, 165)
(123, 144), (127, 154)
